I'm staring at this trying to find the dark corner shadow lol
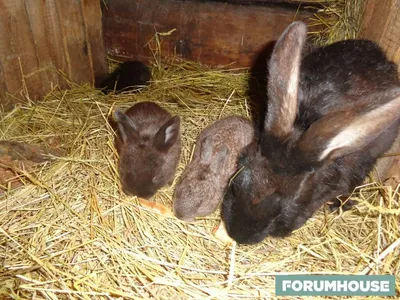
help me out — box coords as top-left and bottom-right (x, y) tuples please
(247, 41), (276, 133)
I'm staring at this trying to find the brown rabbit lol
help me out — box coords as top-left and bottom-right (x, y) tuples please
(114, 102), (181, 198)
(173, 116), (255, 221)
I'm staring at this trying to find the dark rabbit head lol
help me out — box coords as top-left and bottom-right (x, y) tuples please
(114, 102), (181, 198)
(100, 61), (151, 94)
(222, 21), (400, 245)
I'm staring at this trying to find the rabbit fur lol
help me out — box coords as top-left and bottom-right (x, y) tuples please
(221, 21), (400, 244)
(100, 61), (151, 94)
(114, 102), (181, 199)
(173, 116), (255, 221)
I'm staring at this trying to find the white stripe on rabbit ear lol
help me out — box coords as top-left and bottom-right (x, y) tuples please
(319, 94), (400, 161)
(265, 21), (307, 139)
(165, 123), (176, 144)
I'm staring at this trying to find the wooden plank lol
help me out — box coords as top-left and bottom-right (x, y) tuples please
(81, 0), (108, 85)
(42, 0), (69, 87)
(0, 0), (33, 104)
(0, 4), (12, 107)
(25, 0), (63, 94)
(0, 64), (7, 105)
(103, 0), (314, 68)
(359, 0), (400, 185)
(0, 0), (106, 105)
(55, 1), (92, 84)
(359, 0), (400, 72)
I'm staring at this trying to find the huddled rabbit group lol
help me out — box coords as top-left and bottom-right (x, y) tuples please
(109, 22), (400, 245)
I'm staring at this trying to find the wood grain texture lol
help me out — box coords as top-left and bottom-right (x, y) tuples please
(359, 0), (400, 71)
(26, 0), (65, 94)
(0, 0), (107, 107)
(359, 0), (400, 184)
(55, 1), (93, 84)
(102, 0), (314, 67)
(0, 0), (38, 101)
(81, 0), (108, 84)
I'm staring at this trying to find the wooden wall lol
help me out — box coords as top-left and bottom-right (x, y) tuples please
(359, 0), (400, 184)
(359, 0), (400, 73)
(0, 0), (107, 108)
(102, 0), (314, 68)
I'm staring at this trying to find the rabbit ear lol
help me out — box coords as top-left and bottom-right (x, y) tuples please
(265, 22), (307, 139)
(114, 110), (139, 143)
(200, 136), (214, 163)
(154, 116), (180, 151)
(297, 89), (400, 163)
(210, 146), (229, 172)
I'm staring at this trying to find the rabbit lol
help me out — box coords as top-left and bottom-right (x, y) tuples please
(100, 61), (151, 94)
(221, 21), (400, 245)
(173, 116), (255, 221)
(114, 101), (181, 198)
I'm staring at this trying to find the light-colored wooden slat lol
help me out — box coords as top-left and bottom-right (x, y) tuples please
(359, 0), (400, 185)
(0, 0), (106, 104)
(54, 1), (92, 84)
(81, 0), (108, 85)
(359, 0), (400, 71)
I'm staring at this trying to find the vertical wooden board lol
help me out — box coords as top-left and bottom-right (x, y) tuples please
(359, 0), (400, 71)
(0, 0), (106, 105)
(0, 0), (62, 102)
(0, 0), (25, 100)
(15, 0), (49, 101)
(81, 0), (108, 85)
(25, 0), (61, 92)
(0, 64), (7, 101)
(383, 0), (400, 67)
(0, 60), (10, 107)
(55, 0), (92, 84)
(359, 0), (400, 184)
(103, 0), (313, 67)
(43, 0), (68, 79)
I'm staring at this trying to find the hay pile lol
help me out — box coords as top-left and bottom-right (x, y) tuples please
(307, 0), (366, 45)
(0, 57), (399, 299)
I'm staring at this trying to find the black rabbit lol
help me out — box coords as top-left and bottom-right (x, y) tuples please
(100, 61), (151, 94)
(221, 21), (400, 245)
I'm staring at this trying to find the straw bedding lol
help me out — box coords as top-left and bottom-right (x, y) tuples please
(307, 0), (366, 44)
(0, 59), (399, 299)
(1, 1), (400, 297)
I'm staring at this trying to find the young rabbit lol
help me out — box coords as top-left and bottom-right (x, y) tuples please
(173, 116), (255, 221)
(222, 21), (400, 244)
(114, 102), (181, 198)
(100, 61), (151, 94)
